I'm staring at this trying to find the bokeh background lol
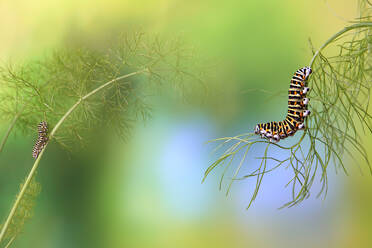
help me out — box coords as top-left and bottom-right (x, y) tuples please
(1, 0), (372, 247)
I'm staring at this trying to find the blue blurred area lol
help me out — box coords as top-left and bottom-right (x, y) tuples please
(114, 98), (346, 247)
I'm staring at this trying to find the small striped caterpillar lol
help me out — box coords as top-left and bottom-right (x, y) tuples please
(254, 67), (312, 142)
(32, 121), (48, 159)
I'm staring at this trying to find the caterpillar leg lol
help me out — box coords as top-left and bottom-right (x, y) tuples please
(302, 87), (310, 94)
(302, 98), (309, 105)
(279, 133), (287, 138)
(265, 132), (273, 138)
(269, 136), (280, 143)
(303, 110), (311, 117)
(298, 123), (305, 129)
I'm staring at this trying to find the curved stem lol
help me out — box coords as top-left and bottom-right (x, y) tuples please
(309, 22), (372, 68)
(291, 22), (372, 148)
(0, 113), (21, 154)
(0, 68), (148, 244)
(266, 23), (372, 150)
(3, 236), (15, 248)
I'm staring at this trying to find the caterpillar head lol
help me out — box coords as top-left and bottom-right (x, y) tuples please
(254, 125), (260, 134)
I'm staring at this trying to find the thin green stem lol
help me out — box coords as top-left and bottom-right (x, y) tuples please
(0, 102), (25, 153)
(0, 110), (23, 154)
(0, 68), (148, 244)
(3, 236), (15, 248)
(309, 22), (372, 68)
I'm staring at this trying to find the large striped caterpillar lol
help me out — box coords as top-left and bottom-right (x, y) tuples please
(32, 121), (49, 159)
(254, 67), (312, 142)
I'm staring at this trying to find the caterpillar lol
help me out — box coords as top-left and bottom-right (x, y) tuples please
(32, 121), (49, 159)
(254, 67), (312, 142)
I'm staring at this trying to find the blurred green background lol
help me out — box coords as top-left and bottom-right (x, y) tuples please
(1, 0), (372, 247)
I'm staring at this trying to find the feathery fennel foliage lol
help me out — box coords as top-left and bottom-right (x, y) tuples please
(0, 32), (205, 151)
(2, 177), (41, 241)
(0, 176), (41, 248)
(203, 3), (372, 209)
(0, 32), (205, 246)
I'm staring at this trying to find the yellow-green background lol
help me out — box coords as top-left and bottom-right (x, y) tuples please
(1, 0), (371, 247)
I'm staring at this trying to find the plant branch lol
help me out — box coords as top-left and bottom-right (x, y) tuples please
(309, 22), (372, 67)
(3, 236), (15, 248)
(205, 20), (372, 209)
(0, 68), (148, 244)
(0, 113), (21, 155)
